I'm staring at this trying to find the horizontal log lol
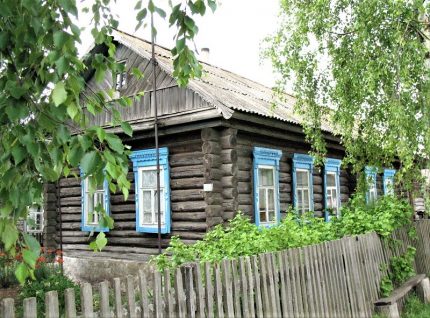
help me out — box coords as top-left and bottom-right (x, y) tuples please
(110, 194), (135, 204)
(279, 183), (291, 193)
(220, 134), (237, 149)
(314, 203), (323, 211)
(206, 205), (223, 218)
(205, 193), (224, 205)
(61, 214), (81, 222)
(203, 154), (222, 168)
(171, 222), (207, 231)
(223, 211), (237, 221)
(237, 205), (252, 215)
(171, 165), (204, 179)
(237, 182), (251, 194)
(170, 177), (204, 190)
(313, 175), (323, 186)
(279, 172), (292, 184)
(222, 199), (238, 212)
(279, 193), (292, 202)
(204, 168), (223, 181)
(60, 196), (81, 206)
(340, 185), (349, 194)
(45, 193), (57, 204)
(207, 217), (223, 228)
(221, 175), (237, 188)
(60, 177), (80, 188)
(60, 187), (81, 197)
(111, 204), (136, 213)
(280, 161), (291, 172)
(313, 185), (323, 194)
(222, 188), (238, 200)
(221, 148), (238, 164)
(172, 212), (206, 221)
(60, 206), (81, 214)
(238, 194), (252, 205)
(237, 171), (251, 182)
(61, 231), (88, 237)
(171, 201), (206, 212)
(170, 152), (203, 167)
(238, 157), (252, 170)
(221, 164), (237, 177)
(171, 231), (206, 240)
(202, 141), (221, 154)
(171, 189), (204, 202)
(314, 193), (323, 202)
(201, 127), (220, 141)
(62, 244), (168, 255)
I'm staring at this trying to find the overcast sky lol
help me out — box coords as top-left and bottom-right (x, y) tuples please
(78, 1), (280, 88)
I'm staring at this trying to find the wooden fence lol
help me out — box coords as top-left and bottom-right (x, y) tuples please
(2, 220), (430, 318)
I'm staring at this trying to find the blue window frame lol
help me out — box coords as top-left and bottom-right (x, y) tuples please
(130, 147), (171, 233)
(292, 153), (314, 214)
(365, 166), (377, 203)
(81, 173), (110, 232)
(383, 169), (396, 195)
(253, 147), (282, 227)
(324, 158), (341, 221)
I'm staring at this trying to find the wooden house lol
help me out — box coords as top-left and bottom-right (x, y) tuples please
(42, 30), (396, 264)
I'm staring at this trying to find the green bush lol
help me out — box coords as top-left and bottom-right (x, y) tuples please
(152, 195), (414, 271)
(0, 253), (18, 288)
(18, 266), (80, 317)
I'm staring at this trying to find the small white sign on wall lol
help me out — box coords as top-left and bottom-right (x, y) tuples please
(203, 183), (213, 192)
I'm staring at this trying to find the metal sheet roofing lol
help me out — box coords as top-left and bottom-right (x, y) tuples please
(112, 30), (331, 132)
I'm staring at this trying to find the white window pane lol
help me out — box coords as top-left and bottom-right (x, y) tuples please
(259, 168), (274, 186)
(327, 173), (336, 187)
(143, 212), (152, 224)
(303, 189), (310, 210)
(268, 189), (275, 211)
(142, 170), (156, 187)
(94, 192), (104, 206)
(142, 191), (152, 212)
(268, 210), (275, 223)
(259, 189), (266, 211)
(297, 190), (303, 207)
(154, 190), (165, 213)
(297, 170), (309, 187)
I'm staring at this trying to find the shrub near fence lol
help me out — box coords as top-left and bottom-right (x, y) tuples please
(1, 220), (430, 318)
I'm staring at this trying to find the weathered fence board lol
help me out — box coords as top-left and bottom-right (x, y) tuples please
(3, 220), (430, 318)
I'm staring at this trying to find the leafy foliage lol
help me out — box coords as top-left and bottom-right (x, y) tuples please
(265, 1), (430, 185)
(0, 0), (216, 281)
(389, 245), (417, 286)
(152, 195), (413, 271)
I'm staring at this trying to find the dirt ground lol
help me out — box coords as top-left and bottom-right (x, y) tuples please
(0, 287), (20, 301)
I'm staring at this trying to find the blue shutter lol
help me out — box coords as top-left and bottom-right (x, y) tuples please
(365, 166), (377, 203)
(324, 158), (341, 221)
(253, 147), (282, 227)
(292, 153), (314, 212)
(383, 169), (396, 195)
(130, 147), (171, 233)
(80, 170), (110, 232)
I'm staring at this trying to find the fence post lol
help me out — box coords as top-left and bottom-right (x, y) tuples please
(64, 288), (77, 318)
(2, 298), (15, 318)
(81, 282), (94, 318)
(139, 270), (150, 318)
(417, 277), (430, 304)
(99, 280), (112, 318)
(113, 277), (123, 318)
(45, 290), (59, 318)
(23, 297), (37, 318)
(126, 275), (137, 318)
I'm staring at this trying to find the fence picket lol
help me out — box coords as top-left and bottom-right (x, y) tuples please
(214, 263), (224, 318)
(231, 259), (242, 318)
(126, 275), (137, 318)
(251, 255), (264, 318)
(239, 257), (250, 317)
(204, 262), (215, 318)
(2, 298), (15, 318)
(175, 267), (187, 318)
(193, 264), (205, 318)
(221, 259), (235, 317)
(23, 297), (36, 318)
(45, 290), (59, 318)
(184, 266), (196, 318)
(80, 282), (94, 318)
(245, 256), (256, 318)
(99, 280), (111, 318)
(258, 253), (271, 316)
(113, 277), (123, 318)
(154, 270), (164, 318)
(64, 287), (77, 318)
(164, 269), (176, 318)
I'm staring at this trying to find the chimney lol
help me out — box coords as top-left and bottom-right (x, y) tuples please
(201, 47), (210, 63)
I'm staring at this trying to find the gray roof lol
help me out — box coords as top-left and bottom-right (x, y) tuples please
(112, 30), (331, 132)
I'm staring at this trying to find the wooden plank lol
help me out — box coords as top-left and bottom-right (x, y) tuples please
(154, 270), (164, 318)
(311, 244), (326, 317)
(139, 270), (150, 318)
(303, 246), (316, 317)
(45, 290), (60, 318)
(175, 267), (187, 318)
(193, 264), (205, 318)
(221, 260), (235, 317)
(258, 253), (271, 315)
(214, 263), (225, 318)
(288, 248), (302, 317)
(245, 256), (256, 318)
(64, 288), (77, 318)
(277, 252), (288, 315)
(23, 297), (36, 318)
(80, 283), (94, 318)
(322, 241), (338, 317)
(231, 259), (242, 318)
(281, 251), (294, 317)
(164, 269), (176, 318)
(113, 278), (123, 318)
(126, 275), (137, 318)
(204, 262), (215, 318)
(239, 257), (250, 317)
(252, 255), (264, 318)
(266, 253), (280, 315)
(2, 298), (15, 318)
(185, 266), (196, 318)
(99, 281), (112, 318)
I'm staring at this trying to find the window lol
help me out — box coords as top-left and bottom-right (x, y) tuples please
(293, 154), (314, 214)
(25, 204), (44, 233)
(115, 60), (127, 91)
(253, 147), (282, 226)
(324, 158), (341, 221)
(81, 175), (110, 232)
(365, 166), (377, 203)
(130, 147), (171, 233)
(383, 169), (396, 195)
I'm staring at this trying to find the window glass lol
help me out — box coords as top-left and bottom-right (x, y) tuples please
(138, 167), (166, 227)
(297, 170), (309, 187)
(327, 173), (336, 187)
(257, 166), (277, 225)
(259, 168), (274, 186)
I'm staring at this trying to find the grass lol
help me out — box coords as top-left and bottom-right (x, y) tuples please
(401, 294), (430, 318)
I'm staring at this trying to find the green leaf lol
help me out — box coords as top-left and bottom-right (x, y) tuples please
(105, 134), (124, 154)
(52, 82), (67, 106)
(22, 250), (37, 268)
(53, 30), (68, 48)
(67, 102), (79, 120)
(23, 233), (41, 255)
(11, 144), (26, 165)
(80, 151), (100, 174)
(15, 263), (29, 285)
(2, 223), (18, 251)
(121, 122), (133, 137)
(90, 232), (108, 252)
(68, 144), (84, 166)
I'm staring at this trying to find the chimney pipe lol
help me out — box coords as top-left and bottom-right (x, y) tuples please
(201, 47), (210, 63)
